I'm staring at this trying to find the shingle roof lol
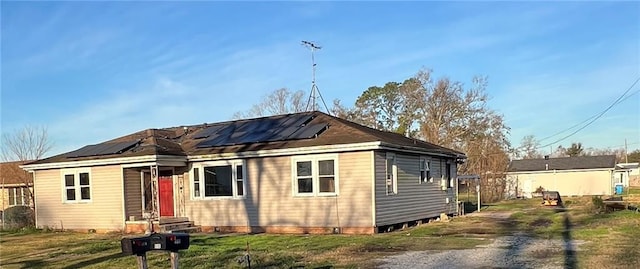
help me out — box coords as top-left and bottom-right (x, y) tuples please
(27, 111), (465, 165)
(0, 161), (33, 185)
(508, 155), (616, 172)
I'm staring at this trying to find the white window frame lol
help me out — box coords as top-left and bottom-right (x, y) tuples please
(7, 187), (28, 206)
(419, 157), (432, 184)
(291, 154), (339, 197)
(61, 168), (92, 203)
(386, 153), (397, 195)
(191, 160), (246, 200)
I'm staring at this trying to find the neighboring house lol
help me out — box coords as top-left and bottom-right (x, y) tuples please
(21, 111), (465, 234)
(1, 161), (34, 210)
(613, 163), (640, 187)
(506, 155), (617, 198)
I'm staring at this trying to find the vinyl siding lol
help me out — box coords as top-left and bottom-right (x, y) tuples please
(183, 151), (373, 228)
(511, 169), (613, 197)
(123, 168), (142, 220)
(374, 151), (457, 226)
(34, 165), (124, 230)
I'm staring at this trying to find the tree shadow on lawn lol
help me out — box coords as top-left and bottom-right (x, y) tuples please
(60, 252), (125, 269)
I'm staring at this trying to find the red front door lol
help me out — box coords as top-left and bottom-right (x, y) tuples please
(159, 176), (174, 217)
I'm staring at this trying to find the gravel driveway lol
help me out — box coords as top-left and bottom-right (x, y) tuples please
(377, 211), (583, 269)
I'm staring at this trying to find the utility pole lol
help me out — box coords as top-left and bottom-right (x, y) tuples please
(625, 138), (628, 163)
(301, 40), (330, 114)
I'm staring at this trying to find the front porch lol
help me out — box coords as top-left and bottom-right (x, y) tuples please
(122, 165), (200, 233)
(124, 217), (201, 233)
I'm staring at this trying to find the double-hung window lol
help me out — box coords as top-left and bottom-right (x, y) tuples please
(192, 160), (245, 199)
(420, 157), (431, 183)
(386, 153), (397, 195)
(292, 154), (338, 196)
(62, 169), (91, 203)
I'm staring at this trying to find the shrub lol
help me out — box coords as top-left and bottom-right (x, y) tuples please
(591, 196), (605, 213)
(2, 205), (35, 229)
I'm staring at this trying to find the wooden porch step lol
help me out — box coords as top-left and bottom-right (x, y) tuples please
(167, 226), (202, 234)
(159, 217), (189, 225)
(160, 221), (195, 231)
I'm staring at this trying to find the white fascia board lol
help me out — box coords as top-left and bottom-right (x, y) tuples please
(188, 142), (382, 161)
(378, 142), (462, 158)
(21, 155), (188, 171)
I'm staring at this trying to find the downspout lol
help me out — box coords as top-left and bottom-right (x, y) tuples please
(2, 174), (5, 229)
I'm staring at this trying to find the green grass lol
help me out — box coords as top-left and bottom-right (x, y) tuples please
(1, 197), (638, 268)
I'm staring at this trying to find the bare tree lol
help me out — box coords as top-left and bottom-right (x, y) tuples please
(233, 88), (306, 119)
(1, 125), (53, 161)
(1, 125), (53, 209)
(518, 135), (543, 159)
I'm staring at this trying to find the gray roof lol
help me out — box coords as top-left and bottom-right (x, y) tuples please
(508, 155), (616, 172)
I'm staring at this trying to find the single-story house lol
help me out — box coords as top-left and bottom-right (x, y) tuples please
(613, 162), (640, 187)
(506, 155), (616, 198)
(1, 161), (34, 210)
(22, 111), (465, 234)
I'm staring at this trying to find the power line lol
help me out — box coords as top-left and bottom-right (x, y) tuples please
(537, 79), (640, 143)
(536, 76), (640, 150)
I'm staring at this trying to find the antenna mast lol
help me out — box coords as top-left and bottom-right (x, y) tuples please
(301, 40), (330, 114)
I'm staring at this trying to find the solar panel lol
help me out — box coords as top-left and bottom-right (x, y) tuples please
(195, 114), (321, 148)
(288, 123), (328, 140)
(67, 140), (139, 157)
(192, 124), (226, 139)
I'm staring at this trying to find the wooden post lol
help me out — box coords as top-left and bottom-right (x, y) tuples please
(170, 251), (179, 269)
(136, 254), (149, 269)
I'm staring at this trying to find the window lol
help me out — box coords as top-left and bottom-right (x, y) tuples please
(8, 187), (28, 206)
(386, 153), (397, 195)
(192, 160), (245, 199)
(292, 154), (338, 196)
(446, 163), (452, 188)
(62, 169), (91, 202)
(420, 157), (431, 183)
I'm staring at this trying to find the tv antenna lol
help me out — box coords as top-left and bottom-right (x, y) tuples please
(301, 40), (330, 114)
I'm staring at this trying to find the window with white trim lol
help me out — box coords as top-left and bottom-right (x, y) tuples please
(386, 153), (397, 195)
(420, 157), (431, 183)
(292, 154), (338, 196)
(62, 169), (91, 202)
(446, 163), (453, 188)
(8, 187), (28, 206)
(191, 160), (245, 199)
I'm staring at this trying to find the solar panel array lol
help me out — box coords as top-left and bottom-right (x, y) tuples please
(195, 114), (328, 148)
(66, 140), (140, 158)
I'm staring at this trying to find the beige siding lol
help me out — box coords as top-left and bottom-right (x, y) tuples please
(375, 151), (457, 226)
(34, 165), (124, 230)
(183, 151), (373, 229)
(123, 168), (142, 220)
(512, 169), (613, 196)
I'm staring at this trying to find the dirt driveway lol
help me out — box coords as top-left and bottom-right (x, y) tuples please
(377, 211), (583, 269)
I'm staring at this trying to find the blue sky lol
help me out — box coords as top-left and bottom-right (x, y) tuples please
(1, 1), (639, 157)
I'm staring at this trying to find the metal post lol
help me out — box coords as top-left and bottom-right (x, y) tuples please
(476, 183), (481, 212)
(170, 252), (179, 269)
(136, 254), (149, 269)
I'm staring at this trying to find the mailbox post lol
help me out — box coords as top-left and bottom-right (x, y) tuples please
(121, 233), (190, 269)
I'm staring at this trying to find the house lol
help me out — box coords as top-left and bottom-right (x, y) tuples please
(613, 162), (640, 187)
(1, 161), (34, 210)
(506, 155), (617, 198)
(21, 111), (465, 234)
